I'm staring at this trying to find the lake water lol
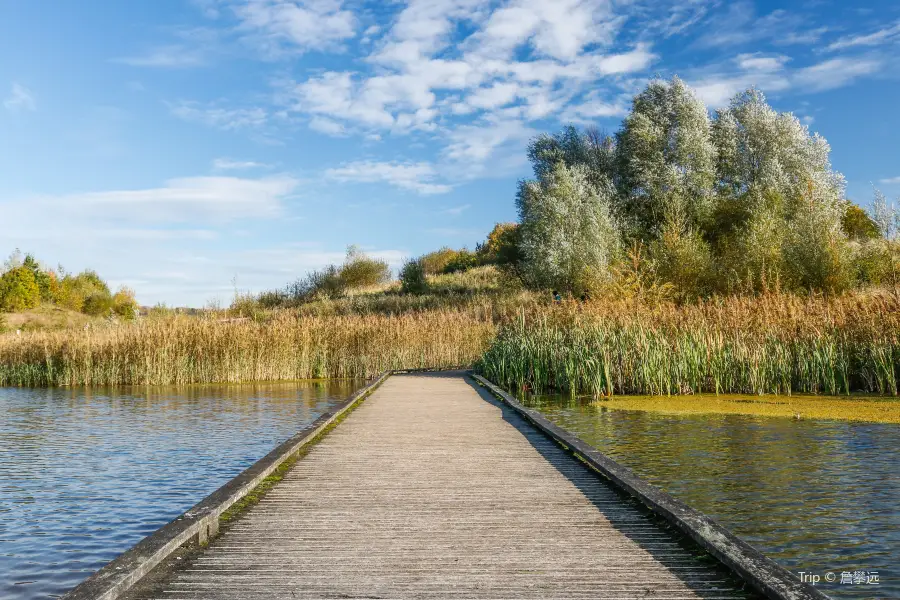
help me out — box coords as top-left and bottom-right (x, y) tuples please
(524, 395), (900, 600)
(0, 380), (362, 599)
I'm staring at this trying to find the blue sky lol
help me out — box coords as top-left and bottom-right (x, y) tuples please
(1, 0), (899, 306)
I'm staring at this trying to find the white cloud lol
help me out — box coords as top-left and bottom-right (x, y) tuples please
(325, 161), (452, 194)
(444, 204), (471, 215)
(792, 57), (882, 92)
(591, 45), (656, 75)
(466, 82), (520, 110)
(735, 53), (790, 72)
(470, 0), (619, 62)
(30, 175), (299, 223)
(276, 0), (656, 152)
(879, 177), (900, 185)
(170, 101), (268, 130)
(443, 118), (527, 162)
(695, 3), (826, 48)
(231, 0), (357, 56)
(691, 74), (790, 107)
(371, 0), (488, 66)
(827, 21), (900, 51)
(192, 0), (222, 19)
(650, 0), (712, 38)
(89, 228), (220, 241)
(688, 53), (878, 107)
(0, 175), (304, 306)
(293, 71), (394, 128)
(561, 90), (628, 123)
(308, 115), (348, 136)
(212, 158), (270, 170)
(3, 82), (36, 112)
(114, 46), (209, 68)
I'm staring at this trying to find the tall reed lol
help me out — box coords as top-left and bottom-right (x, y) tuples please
(4, 290), (898, 394)
(0, 312), (494, 386)
(478, 293), (900, 397)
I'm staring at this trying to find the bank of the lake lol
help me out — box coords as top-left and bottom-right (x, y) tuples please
(524, 393), (900, 599)
(0, 379), (364, 600)
(591, 393), (900, 423)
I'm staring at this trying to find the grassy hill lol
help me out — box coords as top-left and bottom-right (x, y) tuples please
(1, 304), (97, 333)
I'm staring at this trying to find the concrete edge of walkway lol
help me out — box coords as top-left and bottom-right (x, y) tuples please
(61, 371), (392, 600)
(470, 373), (833, 600)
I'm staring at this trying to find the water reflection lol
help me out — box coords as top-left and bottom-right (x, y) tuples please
(524, 395), (900, 600)
(0, 380), (362, 599)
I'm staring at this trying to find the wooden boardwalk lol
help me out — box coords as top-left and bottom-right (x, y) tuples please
(133, 373), (756, 599)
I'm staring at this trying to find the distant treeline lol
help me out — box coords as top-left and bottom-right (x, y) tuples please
(0, 249), (137, 318)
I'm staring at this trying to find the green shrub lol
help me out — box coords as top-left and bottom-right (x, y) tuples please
(22, 254), (56, 301)
(783, 200), (854, 293)
(443, 249), (478, 274)
(717, 211), (786, 293)
(82, 292), (114, 317)
(54, 278), (85, 311)
(650, 221), (715, 299)
(0, 267), (41, 312)
(306, 265), (347, 299)
(419, 247), (459, 275)
(485, 223), (524, 279)
(842, 203), (881, 241)
(339, 246), (391, 288)
(112, 287), (139, 320)
(55, 270), (112, 313)
(478, 223), (517, 261)
(256, 290), (288, 309)
(400, 259), (428, 294)
(852, 239), (900, 287)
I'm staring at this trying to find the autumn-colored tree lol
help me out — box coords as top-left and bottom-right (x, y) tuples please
(0, 267), (41, 312)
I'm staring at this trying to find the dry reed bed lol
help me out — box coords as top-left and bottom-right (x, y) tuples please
(0, 312), (495, 386)
(3, 291), (898, 394)
(478, 293), (900, 397)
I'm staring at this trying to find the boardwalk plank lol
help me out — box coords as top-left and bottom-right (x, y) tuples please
(132, 373), (757, 600)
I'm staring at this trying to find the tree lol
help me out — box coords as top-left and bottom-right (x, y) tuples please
(517, 162), (621, 294)
(855, 189), (900, 291)
(443, 250), (478, 274)
(717, 208), (787, 293)
(841, 203), (881, 241)
(650, 222), (715, 300)
(478, 223), (524, 277)
(400, 259), (428, 294)
(0, 266), (40, 312)
(616, 77), (716, 238)
(83, 292), (114, 317)
(112, 287), (139, 320)
(782, 185), (853, 293)
(2, 248), (23, 273)
(419, 247), (460, 275)
(339, 246), (391, 288)
(712, 88), (844, 216)
(22, 254), (56, 301)
(302, 265), (347, 300)
(55, 270), (112, 313)
(871, 188), (900, 241)
(527, 125), (616, 190)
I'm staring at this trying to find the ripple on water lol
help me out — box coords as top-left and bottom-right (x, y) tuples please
(0, 380), (362, 599)
(523, 395), (900, 600)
